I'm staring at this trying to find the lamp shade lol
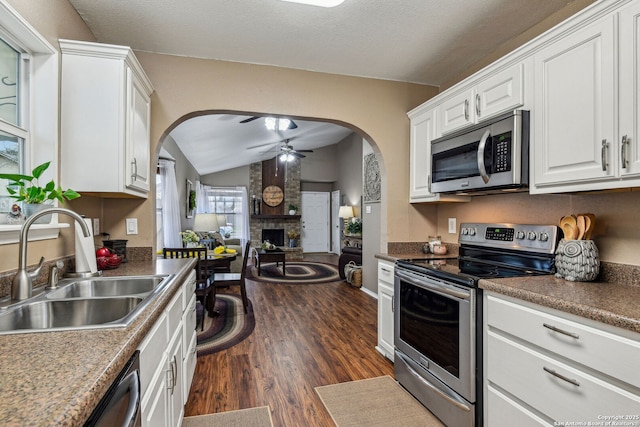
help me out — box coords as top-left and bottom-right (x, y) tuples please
(338, 205), (354, 218)
(193, 213), (220, 233)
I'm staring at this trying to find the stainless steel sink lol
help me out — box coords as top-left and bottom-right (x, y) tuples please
(0, 297), (143, 334)
(46, 276), (167, 299)
(0, 274), (174, 335)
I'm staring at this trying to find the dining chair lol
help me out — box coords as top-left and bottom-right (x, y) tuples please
(162, 247), (216, 330)
(213, 241), (250, 314)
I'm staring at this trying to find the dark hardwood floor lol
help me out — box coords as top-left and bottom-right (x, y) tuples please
(184, 254), (394, 426)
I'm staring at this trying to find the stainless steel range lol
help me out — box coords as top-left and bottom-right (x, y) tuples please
(394, 223), (560, 427)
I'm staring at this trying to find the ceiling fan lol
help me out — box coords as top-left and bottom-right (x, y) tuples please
(239, 116), (298, 130)
(277, 139), (313, 160)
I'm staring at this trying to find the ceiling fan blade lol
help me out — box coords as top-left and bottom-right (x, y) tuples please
(296, 149), (314, 153)
(288, 120), (298, 129)
(239, 116), (260, 124)
(246, 141), (276, 150)
(291, 151), (306, 158)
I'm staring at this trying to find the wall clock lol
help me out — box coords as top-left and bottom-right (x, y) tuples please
(262, 185), (284, 207)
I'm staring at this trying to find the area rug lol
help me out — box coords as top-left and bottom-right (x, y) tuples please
(182, 406), (273, 427)
(246, 261), (341, 284)
(196, 293), (255, 356)
(315, 376), (445, 427)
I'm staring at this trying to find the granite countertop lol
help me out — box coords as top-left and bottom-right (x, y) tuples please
(0, 257), (196, 427)
(479, 275), (640, 334)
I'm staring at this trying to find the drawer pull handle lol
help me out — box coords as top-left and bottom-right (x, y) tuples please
(543, 366), (580, 387)
(543, 323), (579, 339)
(381, 268), (390, 273)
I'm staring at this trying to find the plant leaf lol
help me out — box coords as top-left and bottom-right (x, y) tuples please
(31, 161), (50, 179)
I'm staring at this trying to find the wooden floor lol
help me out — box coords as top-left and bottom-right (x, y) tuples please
(184, 254), (394, 426)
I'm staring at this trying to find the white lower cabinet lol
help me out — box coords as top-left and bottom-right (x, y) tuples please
(484, 292), (640, 426)
(139, 271), (197, 427)
(376, 260), (395, 360)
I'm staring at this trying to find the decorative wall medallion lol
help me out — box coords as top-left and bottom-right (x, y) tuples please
(363, 153), (381, 203)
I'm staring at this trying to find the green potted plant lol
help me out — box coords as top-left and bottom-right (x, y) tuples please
(288, 204), (297, 215)
(0, 161), (80, 223)
(346, 217), (362, 236)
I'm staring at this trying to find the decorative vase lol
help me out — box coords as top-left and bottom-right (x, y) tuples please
(24, 203), (52, 224)
(185, 242), (197, 248)
(555, 239), (600, 282)
(289, 239), (297, 248)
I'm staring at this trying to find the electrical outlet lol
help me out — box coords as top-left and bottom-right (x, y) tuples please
(93, 218), (100, 236)
(448, 218), (457, 234)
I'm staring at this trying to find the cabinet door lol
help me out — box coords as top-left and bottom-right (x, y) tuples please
(438, 89), (476, 135)
(476, 63), (524, 120)
(619, 1), (640, 177)
(532, 16), (616, 188)
(141, 354), (169, 427)
(409, 109), (437, 201)
(167, 332), (184, 427)
(126, 68), (151, 192)
(377, 261), (395, 361)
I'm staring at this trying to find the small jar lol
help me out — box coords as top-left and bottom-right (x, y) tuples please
(428, 235), (442, 253)
(432, 244), (448, 255)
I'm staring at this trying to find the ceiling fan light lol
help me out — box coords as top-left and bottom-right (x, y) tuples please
(265, 117), (277, 131)
(280, 0), (345, 7)
(279, 153), (288, 162)
(279, 119), (291, 131)
(287, 154), (295, 162)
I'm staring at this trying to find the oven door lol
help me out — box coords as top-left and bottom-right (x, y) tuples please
(394, 267), (475, 402)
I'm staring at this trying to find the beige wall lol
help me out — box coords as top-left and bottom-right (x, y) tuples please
(139, 51), (438, 255)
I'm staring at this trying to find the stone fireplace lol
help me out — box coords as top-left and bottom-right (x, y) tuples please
(249, 158), (303, 260)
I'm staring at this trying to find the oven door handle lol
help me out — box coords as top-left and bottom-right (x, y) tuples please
(397, 351), (472, 412)
(396, 270), (470, 300)
(477, 129), (491, 184)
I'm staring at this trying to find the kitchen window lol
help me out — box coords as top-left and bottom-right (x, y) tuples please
(202, 186), (250, 242)
(0, 0), (61, 243)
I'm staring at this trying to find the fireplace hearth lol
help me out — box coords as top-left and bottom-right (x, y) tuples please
(262, 228), (284, 246)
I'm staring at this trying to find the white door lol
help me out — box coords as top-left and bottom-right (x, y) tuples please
(331, 191), (341, 254)
(301, 192), (330, 253)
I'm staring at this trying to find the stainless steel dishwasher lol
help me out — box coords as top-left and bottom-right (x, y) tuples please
(84, 350), (141, 427)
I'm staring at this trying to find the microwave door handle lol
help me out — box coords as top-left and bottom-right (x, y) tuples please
(477, 129), (491, 184)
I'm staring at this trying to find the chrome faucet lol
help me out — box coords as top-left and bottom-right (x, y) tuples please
(11, 208), (92, 301)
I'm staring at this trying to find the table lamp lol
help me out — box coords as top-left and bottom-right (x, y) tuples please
(338, 205), (354, 230)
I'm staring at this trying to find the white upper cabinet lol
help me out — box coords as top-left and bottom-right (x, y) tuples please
(619, 1), (640, 177)
(408, 105), (469, 203)
(438, 63), (525, 135)
(531, 1), (640, 193)
(60, 40), (153, 198)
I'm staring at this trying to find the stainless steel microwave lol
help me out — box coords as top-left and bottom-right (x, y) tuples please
(431, 110), (529, 194)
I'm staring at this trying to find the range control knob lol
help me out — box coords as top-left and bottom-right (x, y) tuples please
(515, 231), (525, 239)
(468, 228), (476, 236)
(461, 228), (469, 235)
(527, 231), (537, 240)
(539, 232), (549, 242)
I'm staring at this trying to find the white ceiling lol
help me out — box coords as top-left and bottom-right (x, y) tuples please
(68, 0), (576, 175)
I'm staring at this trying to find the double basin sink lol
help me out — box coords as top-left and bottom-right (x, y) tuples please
(0, 275), (173, 335)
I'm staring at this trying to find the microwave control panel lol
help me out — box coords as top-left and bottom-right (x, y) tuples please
(492, 133), (511, 173)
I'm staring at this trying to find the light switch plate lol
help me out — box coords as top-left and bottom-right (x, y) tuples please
(126, 218), (138, 235)
(448, 218), (457, 234)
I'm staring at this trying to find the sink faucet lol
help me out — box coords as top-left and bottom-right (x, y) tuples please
(11, 207), (92, 301)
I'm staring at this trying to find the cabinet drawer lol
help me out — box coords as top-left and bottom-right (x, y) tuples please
(183, 294), (197, 352)
(486, 385), (548, 427)
(377, 261), (395, 286)
(182, 270), (196, 309)
(486, 294), (640, 388)
(138, 313), (168, 396)
(487, 332), (640, 422)
(166, 288), (184, 341)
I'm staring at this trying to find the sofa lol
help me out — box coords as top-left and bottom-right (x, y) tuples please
(338, 246), (362, 279)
